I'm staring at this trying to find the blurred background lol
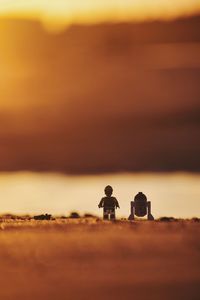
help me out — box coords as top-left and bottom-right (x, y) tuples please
(0, 0), (200, 217)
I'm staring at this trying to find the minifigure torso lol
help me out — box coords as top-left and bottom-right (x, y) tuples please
(99, 196), (119, 209)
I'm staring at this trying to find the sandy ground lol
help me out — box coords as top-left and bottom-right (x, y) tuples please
(0, 219), (199, 300)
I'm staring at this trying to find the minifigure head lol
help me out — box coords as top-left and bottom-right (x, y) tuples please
(104, 185), (113, 197)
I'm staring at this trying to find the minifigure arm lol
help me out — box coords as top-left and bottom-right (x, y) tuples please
(98, 198), (104, 208)
(115, 199), (120, 209)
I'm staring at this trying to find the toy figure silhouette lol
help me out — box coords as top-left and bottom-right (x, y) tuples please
(128, 192), (154, 220)
(98, 185), (120, 220)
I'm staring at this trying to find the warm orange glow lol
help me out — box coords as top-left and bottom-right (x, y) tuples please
(0, 0), (200, 30)
(0, 0), (199, 180)
(0, 172), (199, 218)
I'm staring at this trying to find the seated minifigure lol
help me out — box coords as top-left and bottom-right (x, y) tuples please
(128, 192), (154, 220)
(98, 185), (120, 220)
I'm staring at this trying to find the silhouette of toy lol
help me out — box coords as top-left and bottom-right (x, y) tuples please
(98, 185), (120, 220)
(128, 192), (154, 220)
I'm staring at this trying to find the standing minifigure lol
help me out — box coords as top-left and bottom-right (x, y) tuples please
(98, 185), (120, 220)
(128, 192), (154, 220)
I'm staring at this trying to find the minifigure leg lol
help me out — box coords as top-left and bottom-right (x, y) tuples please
(128, 201), (135, 220)
(110, 210), (116, 220)
(147, 201), (151, 214)
(147, 201), (154, 220)
(103, 209), (109, 220)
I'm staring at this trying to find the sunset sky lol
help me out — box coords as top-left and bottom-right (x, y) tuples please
(0, 14), (199, 173)
(0, 1), (200, 216)
(0, 0), (200, 29)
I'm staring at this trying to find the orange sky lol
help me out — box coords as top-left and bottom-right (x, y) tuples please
(0, 3), (199, 216)
(0, 0), (200, 30)
(0, 14), (200, 173)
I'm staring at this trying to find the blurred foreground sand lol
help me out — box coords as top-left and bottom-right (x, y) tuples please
(0, 219), (199, 300)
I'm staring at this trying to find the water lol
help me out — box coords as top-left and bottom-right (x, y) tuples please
(0, 172), (199, 218)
